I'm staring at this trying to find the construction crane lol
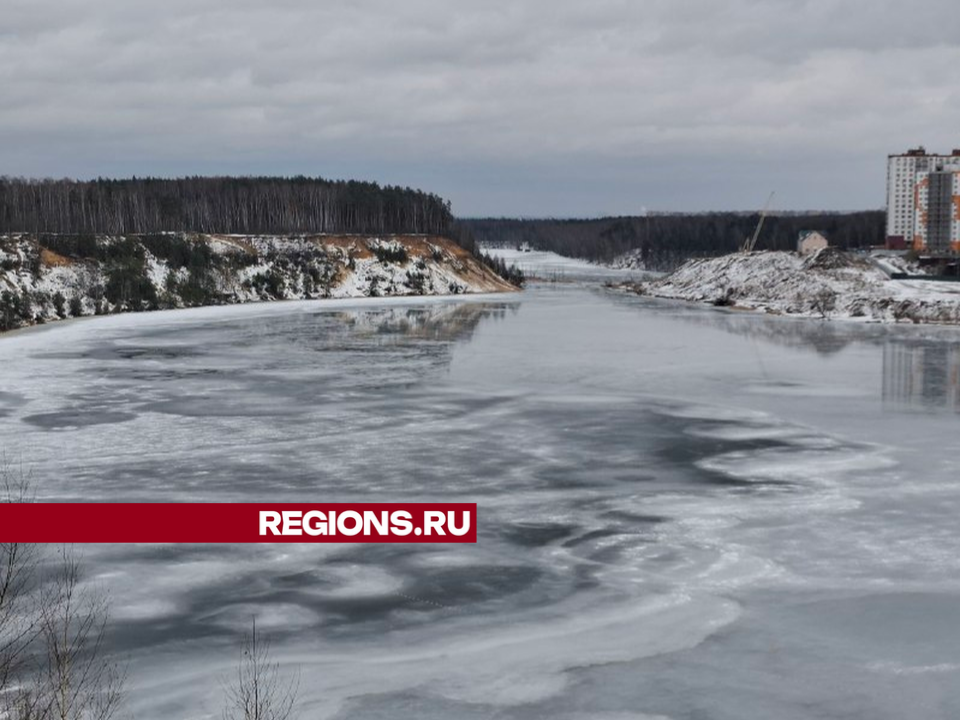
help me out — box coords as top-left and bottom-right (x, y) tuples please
(741, 191), (776, 253)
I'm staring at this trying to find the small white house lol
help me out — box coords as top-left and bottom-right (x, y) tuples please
(797, 231), (829, 255)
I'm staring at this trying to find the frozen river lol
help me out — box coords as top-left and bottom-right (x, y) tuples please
(3, 265), (960, 719)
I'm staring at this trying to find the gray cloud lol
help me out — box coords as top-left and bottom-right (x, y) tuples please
(1, 0), (958, 215)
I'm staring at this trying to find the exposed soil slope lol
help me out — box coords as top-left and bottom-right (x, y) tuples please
(0, 233), (517, 331)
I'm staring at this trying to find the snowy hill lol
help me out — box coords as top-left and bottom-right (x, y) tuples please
(484, 247), (641, 281)
(0, 233), (517, 331)
(621, 248), (960, 324)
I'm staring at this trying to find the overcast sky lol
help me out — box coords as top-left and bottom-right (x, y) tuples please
(2, 0), (958, 216)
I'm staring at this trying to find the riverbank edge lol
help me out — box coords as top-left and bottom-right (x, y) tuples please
(609, 249), (960, 326)
(0, 233), (521, 334)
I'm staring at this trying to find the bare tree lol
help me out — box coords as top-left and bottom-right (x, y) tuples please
(25, 546), (126, 720)
(811, 288), (838, 319)
(222, 620), (299, 720)
(0, 455), (40, 691)
(1, 460), (124, 720)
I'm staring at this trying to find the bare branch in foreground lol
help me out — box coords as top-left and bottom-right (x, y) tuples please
(0, 455), (41, 692)
(222, 619), (299, 720)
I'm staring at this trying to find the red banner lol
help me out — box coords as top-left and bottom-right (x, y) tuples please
(0, 503), (477, 543)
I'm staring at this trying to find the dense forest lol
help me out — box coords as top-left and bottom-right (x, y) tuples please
(0, 176), (454, 236)
(0, 176), (884, 275)
(464, 212), (885, 270)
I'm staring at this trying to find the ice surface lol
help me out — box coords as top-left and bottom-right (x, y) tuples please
(2, 275), (960, 719)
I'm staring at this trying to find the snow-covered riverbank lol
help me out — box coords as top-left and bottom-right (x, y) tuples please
(0, 233), (517, 332)
(617, 248), (960, 324)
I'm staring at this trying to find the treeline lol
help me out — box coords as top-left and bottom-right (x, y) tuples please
(0, 176), (453, 236)
(447, 221), (524, 285)
(464, 212), (885, 270)
(479, 252), (525, 286)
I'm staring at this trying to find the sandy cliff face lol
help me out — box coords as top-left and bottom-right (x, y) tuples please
(0, 233), (517, 331)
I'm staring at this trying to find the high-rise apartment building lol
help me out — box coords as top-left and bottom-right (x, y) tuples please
(914, 171), (960, 253)
(886, 147), (960, 252)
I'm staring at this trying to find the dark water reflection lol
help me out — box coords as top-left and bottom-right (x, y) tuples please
(623, 293), (960, 412)
(883, 341), (960, 411)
